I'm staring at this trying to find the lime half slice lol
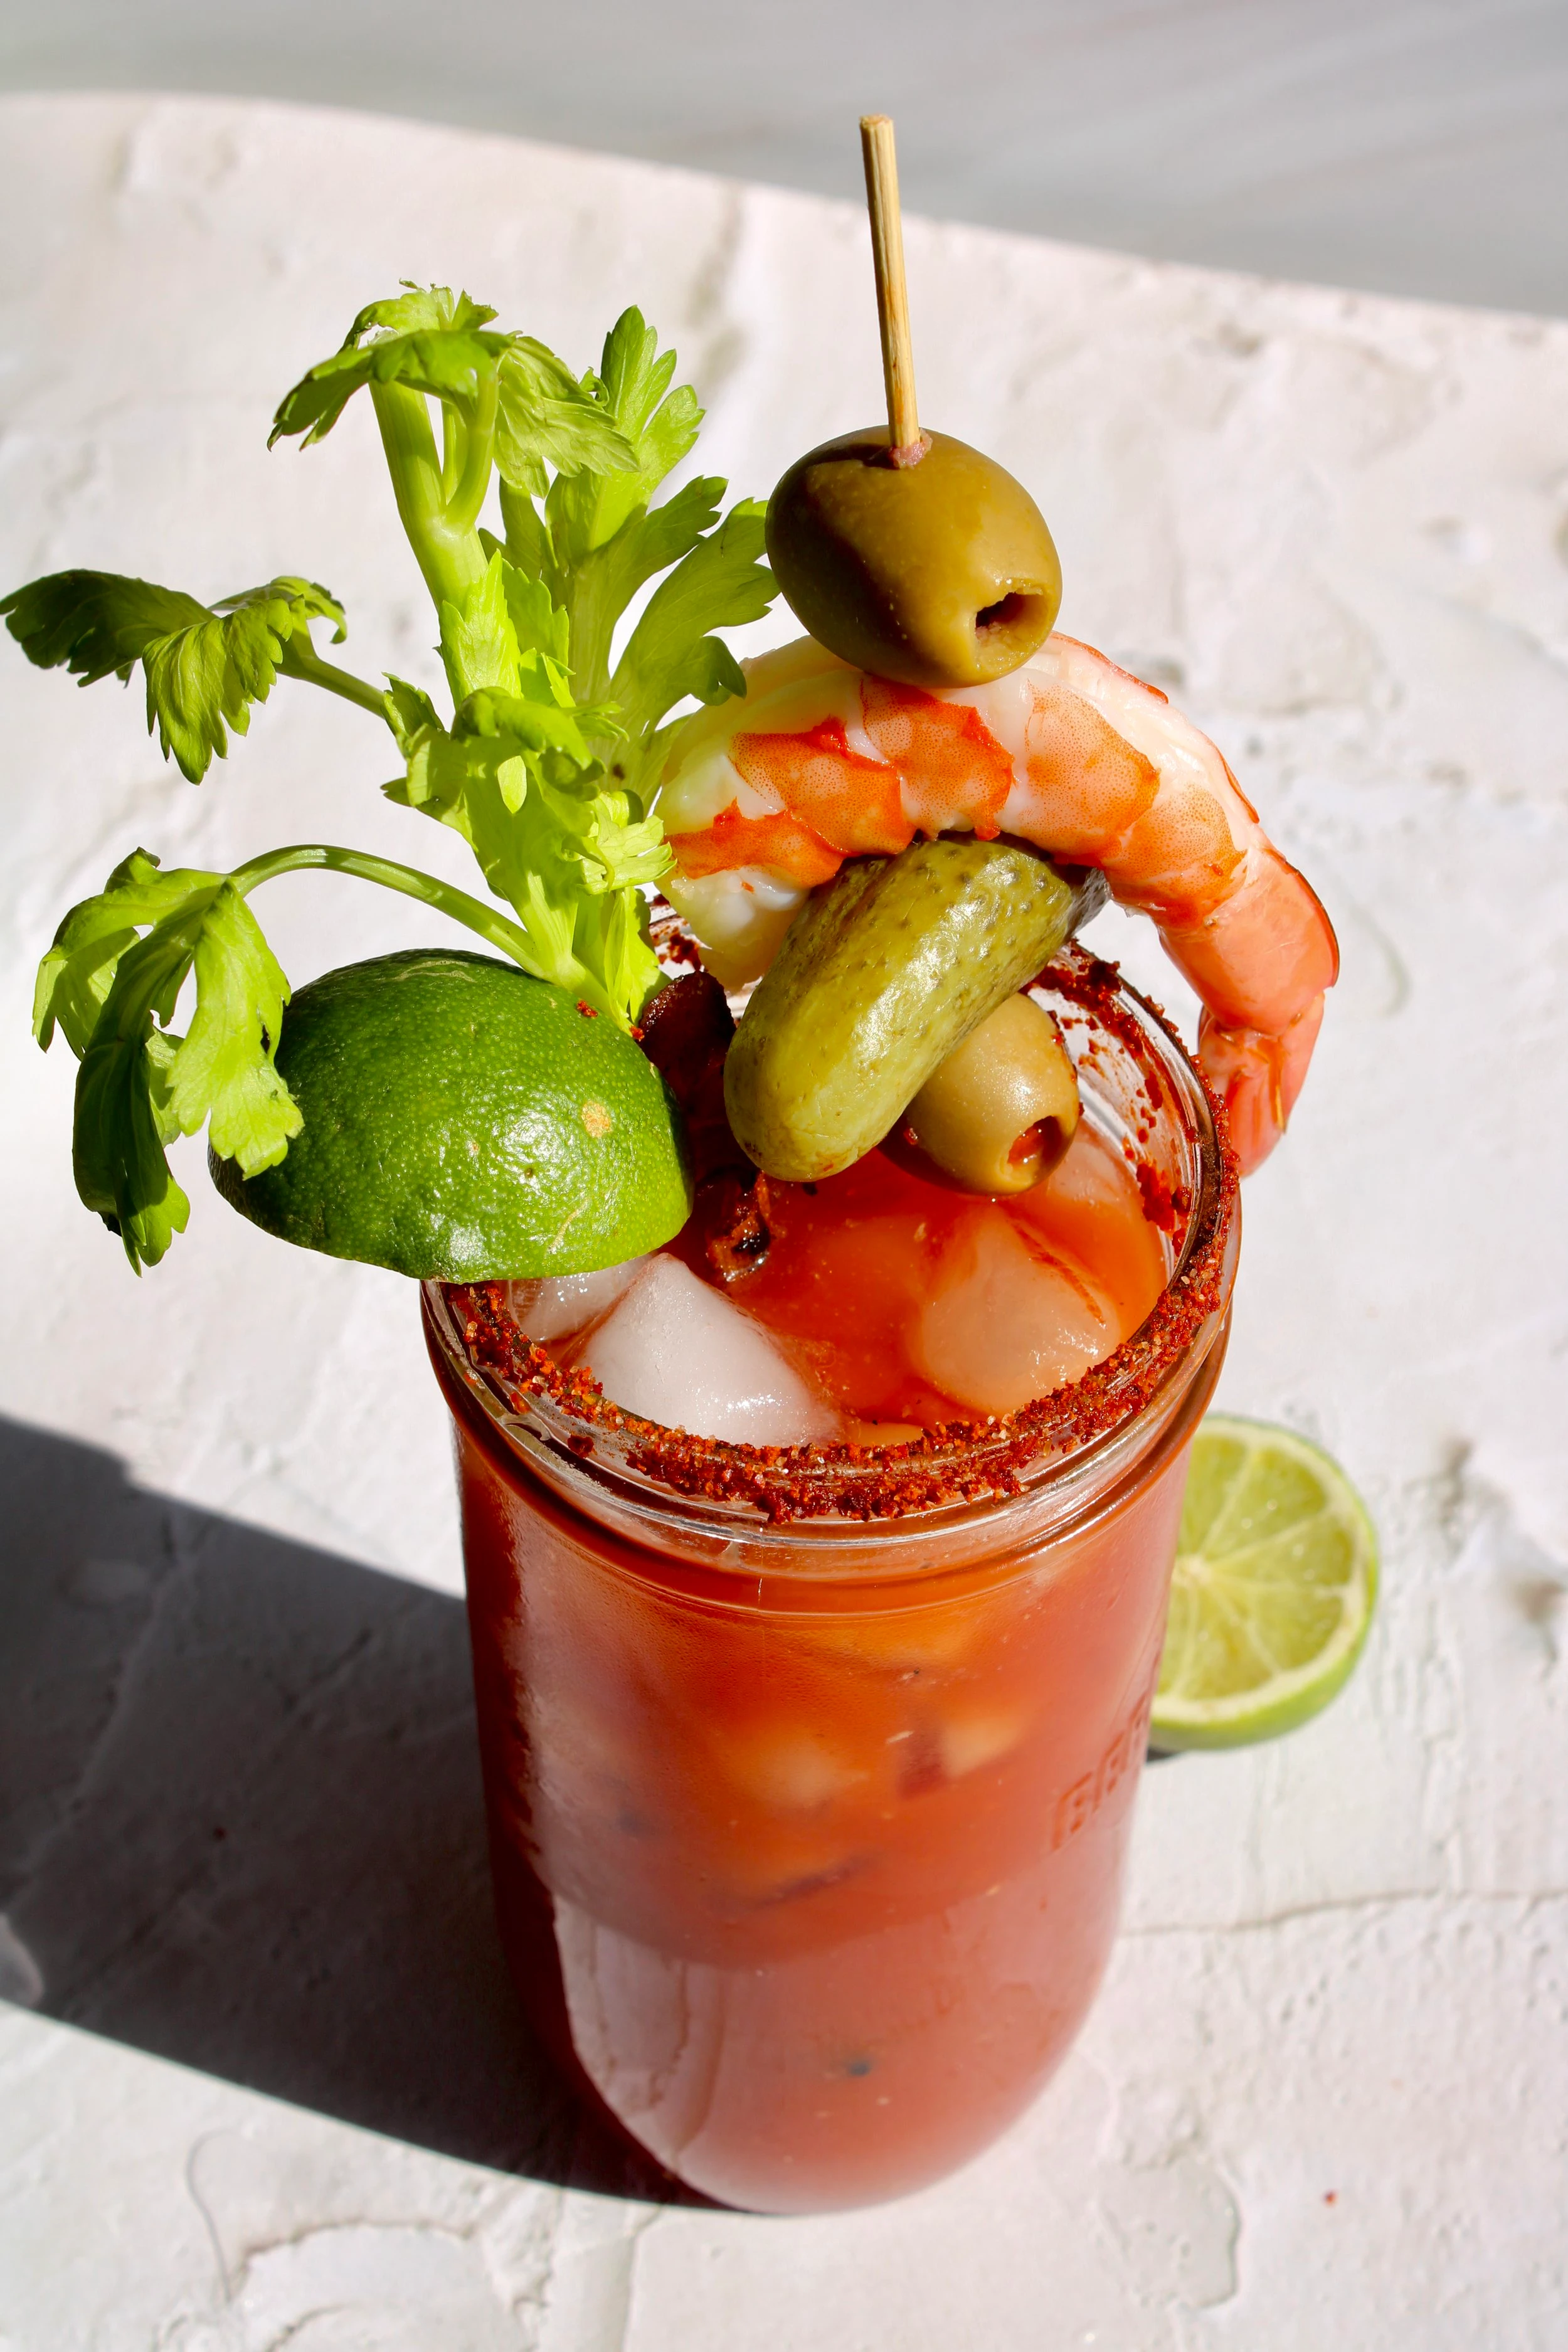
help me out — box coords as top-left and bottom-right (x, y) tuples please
(1150, 1415), (1378, 1751)
(210, 950), (692, 1281)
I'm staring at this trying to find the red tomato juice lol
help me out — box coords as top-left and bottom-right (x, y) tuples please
(426, 961), (1237, 2211)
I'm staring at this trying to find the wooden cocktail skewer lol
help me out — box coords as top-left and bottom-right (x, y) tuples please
(859, 114), (928, 468)
(768, 118), (1056, 682)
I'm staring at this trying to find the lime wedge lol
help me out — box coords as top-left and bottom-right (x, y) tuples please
(1150, 1415), (1378, 1751)
(210, 950), (692, 1280)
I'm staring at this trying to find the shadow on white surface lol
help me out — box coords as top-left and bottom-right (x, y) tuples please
(0, 1415), (707, 2203)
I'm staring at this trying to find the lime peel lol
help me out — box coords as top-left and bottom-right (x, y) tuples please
(1150, 1415), (1378, 1751)
(211, 948), (692, 1281)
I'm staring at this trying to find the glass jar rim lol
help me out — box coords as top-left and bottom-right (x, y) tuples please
(425, 944), (1239, 1573)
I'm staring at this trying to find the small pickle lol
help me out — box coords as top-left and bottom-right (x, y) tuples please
(724, 837), (1104, 1183)
(905, 992), (1080, 1194)
(765, 428), (1061, 689)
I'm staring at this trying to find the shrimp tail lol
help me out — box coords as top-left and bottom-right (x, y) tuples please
(1197, 993), (1325, 1173)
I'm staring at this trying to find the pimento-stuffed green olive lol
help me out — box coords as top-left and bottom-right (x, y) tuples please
(904, 990), (1079, 1194)
(765, 428), (1061, 689)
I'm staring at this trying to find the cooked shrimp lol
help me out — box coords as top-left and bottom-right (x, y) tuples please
(657, 635), (1337, 1173)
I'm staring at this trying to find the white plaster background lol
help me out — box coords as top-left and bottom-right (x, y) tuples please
(0, 92), (1564, 2349)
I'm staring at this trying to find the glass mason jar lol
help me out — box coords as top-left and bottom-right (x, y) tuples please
(423, 952), (1239, 2213)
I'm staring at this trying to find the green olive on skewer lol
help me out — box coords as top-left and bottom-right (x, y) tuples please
(765, 119), (1060, 692)
(765, 427), (1062, 691)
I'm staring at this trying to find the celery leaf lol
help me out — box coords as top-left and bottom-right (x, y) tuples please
(147, 578), (348, 779)
(270, 283), (515, 447)
(34, 847), (219, 1055)
(609, 499), (775, 763)
(2, 569), (347, 781)
(547, 309), (703, 561)
(498, 563), (571, 667)
(498, 319), (778, 741)
(162, 884), (301, 1173)
(2, 571), (209, 683)
(383, 676), (444, 755)
(438, 551), (525, 700)
(271, 284), (634, 485)
(73, 913), (197, 1273)
(67, 874), (300, 1271)
(501, 474), (728, 711)
(494, 341), (637, 497)
(351, 285), (499, 337)
(384, 684), (662, 1022)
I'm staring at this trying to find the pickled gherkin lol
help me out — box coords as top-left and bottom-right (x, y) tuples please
(723, 839), (1106, 1182)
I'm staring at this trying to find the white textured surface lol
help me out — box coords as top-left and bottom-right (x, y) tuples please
(6, 0), (1568, 313)
(1, 90), (1565, 2349)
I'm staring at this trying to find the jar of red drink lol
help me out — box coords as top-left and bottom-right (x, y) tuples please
(426, 946), (1239, 2210)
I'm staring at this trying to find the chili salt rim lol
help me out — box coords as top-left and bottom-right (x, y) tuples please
(442, 941), (1239, 1525)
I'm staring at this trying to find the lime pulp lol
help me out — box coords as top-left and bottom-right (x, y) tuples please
(1150, 1414), (1378, 1751)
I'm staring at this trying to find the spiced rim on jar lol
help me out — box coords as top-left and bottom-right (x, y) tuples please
(424, 939), (1240, 1549)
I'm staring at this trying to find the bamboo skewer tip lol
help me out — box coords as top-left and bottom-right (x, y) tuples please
(859, 114), (926, 466)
